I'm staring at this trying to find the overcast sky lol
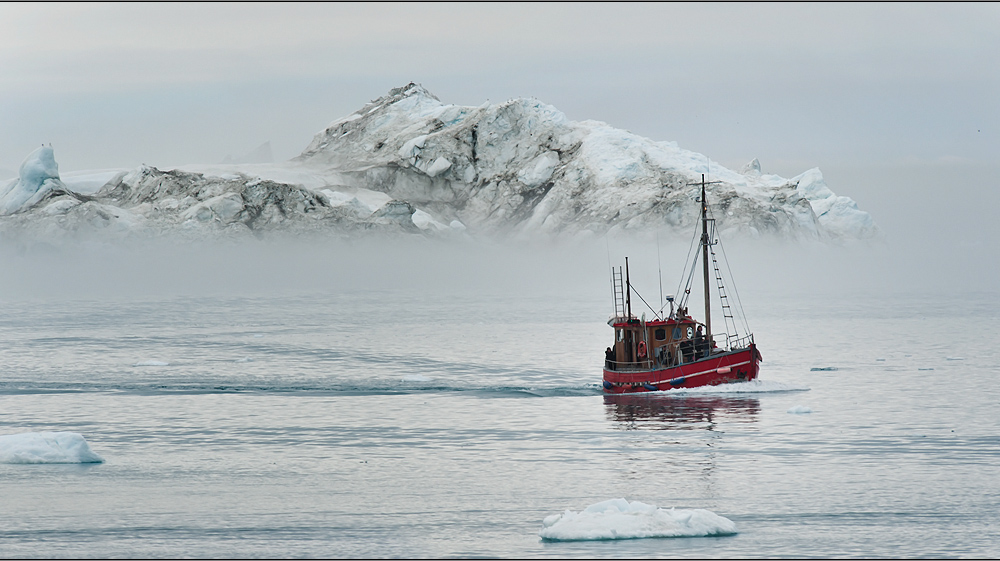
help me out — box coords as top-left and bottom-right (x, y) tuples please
(1, 2), (998, 271)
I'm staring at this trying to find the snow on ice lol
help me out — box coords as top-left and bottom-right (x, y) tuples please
(539, 498), (737, 541)
(0, 432), (104, 464)
(0, 83), (879, 243)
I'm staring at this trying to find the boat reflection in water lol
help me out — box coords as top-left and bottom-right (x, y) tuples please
(603, 393), (760, 430)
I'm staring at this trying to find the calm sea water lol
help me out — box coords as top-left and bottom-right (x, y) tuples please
(1, 286), (998, 558)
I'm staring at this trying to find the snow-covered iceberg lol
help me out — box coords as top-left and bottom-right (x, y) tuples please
(295, 83), (878, 240)
(0, 431), (105, 464)
(540, 498), (737, 541)
(0, 83), (878, 242)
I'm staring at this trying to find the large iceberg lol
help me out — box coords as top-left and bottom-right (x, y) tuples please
(0, 84), (878, 242)
(540, 498), (737, 541)
(0, 431), (105, 464)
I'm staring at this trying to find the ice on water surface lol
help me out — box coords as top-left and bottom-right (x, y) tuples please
(787, 405), (813, 414)
(133, 360), (170, 366)
(540, 498), (737, 541)
(0, 432), (104, 464)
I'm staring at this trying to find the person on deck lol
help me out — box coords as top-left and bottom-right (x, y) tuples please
(695, 326), (708, 359)
(605, 347), (615, 371)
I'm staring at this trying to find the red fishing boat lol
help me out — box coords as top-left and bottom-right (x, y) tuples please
(602, 175), (761, 394)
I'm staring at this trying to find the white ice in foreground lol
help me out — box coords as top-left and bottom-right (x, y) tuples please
(787, 405), (813, 414)
(540, 498), (737, 541)
(0, 432), (104, 464)
(401, 374), (433, 382)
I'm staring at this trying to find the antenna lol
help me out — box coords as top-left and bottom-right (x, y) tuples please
(657, 232), (663, 320)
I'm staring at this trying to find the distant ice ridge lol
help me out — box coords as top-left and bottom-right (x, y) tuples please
(0, 432), (104, 464)
(0, 83), (878, 242)
(540, 498), (737, 541)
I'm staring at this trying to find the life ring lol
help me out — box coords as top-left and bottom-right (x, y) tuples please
(637, 341), (647, 359)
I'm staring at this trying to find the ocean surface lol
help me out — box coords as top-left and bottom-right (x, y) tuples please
(1, 286), (998, 558)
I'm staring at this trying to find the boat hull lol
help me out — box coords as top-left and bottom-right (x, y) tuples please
(602, 345), (760, 394)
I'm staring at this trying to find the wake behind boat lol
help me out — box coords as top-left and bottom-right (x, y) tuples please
(602, 175), (761, 394)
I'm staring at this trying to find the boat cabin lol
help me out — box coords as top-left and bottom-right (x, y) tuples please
(605, 307), (714, 372)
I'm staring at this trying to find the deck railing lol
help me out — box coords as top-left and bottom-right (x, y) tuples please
(605, 333), (754, 373)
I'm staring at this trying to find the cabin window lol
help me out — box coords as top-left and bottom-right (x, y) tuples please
(617, 329), (623, 342)
(672, 327), (682, 340)
(654, 328), (666, 341)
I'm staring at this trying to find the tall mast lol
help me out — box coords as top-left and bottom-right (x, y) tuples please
(701, 175), (712, 341)
(625, 256), (632, 319)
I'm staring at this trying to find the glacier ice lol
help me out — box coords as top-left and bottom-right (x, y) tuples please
(539, 498), (737, 541)
(0, 431), (104, 464)
(0, 84), (880, 243)
(0, 145), (71, 215)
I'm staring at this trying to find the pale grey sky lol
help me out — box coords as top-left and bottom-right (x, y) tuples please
(1, 2), (998, 267)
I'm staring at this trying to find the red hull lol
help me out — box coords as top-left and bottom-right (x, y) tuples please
(603, 344), (760, 394)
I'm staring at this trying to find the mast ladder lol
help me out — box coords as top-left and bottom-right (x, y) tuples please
(710, 249), (738, 345)
(612, 267), (627, 318)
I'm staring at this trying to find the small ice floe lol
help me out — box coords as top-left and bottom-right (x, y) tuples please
(809, 367), (838, 371)
(918, 368), (934, 371)
(401, 374), (432, 382)
(235, 357), (254, 363)
(133, 360), (169, 367)
(0, 432), (104, 464)
(876, 358), (886, 362)
(253, 334), (265, 338)
(787, 405), (813, 414)
(945, 357), (965, 361)
(539, 498), (737, 541)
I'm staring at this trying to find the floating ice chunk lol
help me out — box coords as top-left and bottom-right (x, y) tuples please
(0, 432), (104, 464)
(425, 157), (452, 177)
(945, 357), (965, 361)
(235, 357), (254, 363)
(402, 374), (433, 382)
(539, 498), (737, 541)
(133, 360), (169, 366)
(810, 367), (838, 371)
(787, 405), (813, 414)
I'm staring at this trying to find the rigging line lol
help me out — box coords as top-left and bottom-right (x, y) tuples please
(678, 246), (701, 310)
(675, 209), (701, 308)
(708, 204), (751, 335)
(630, 284), (660, 318)
(605, 233), (615, 314)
